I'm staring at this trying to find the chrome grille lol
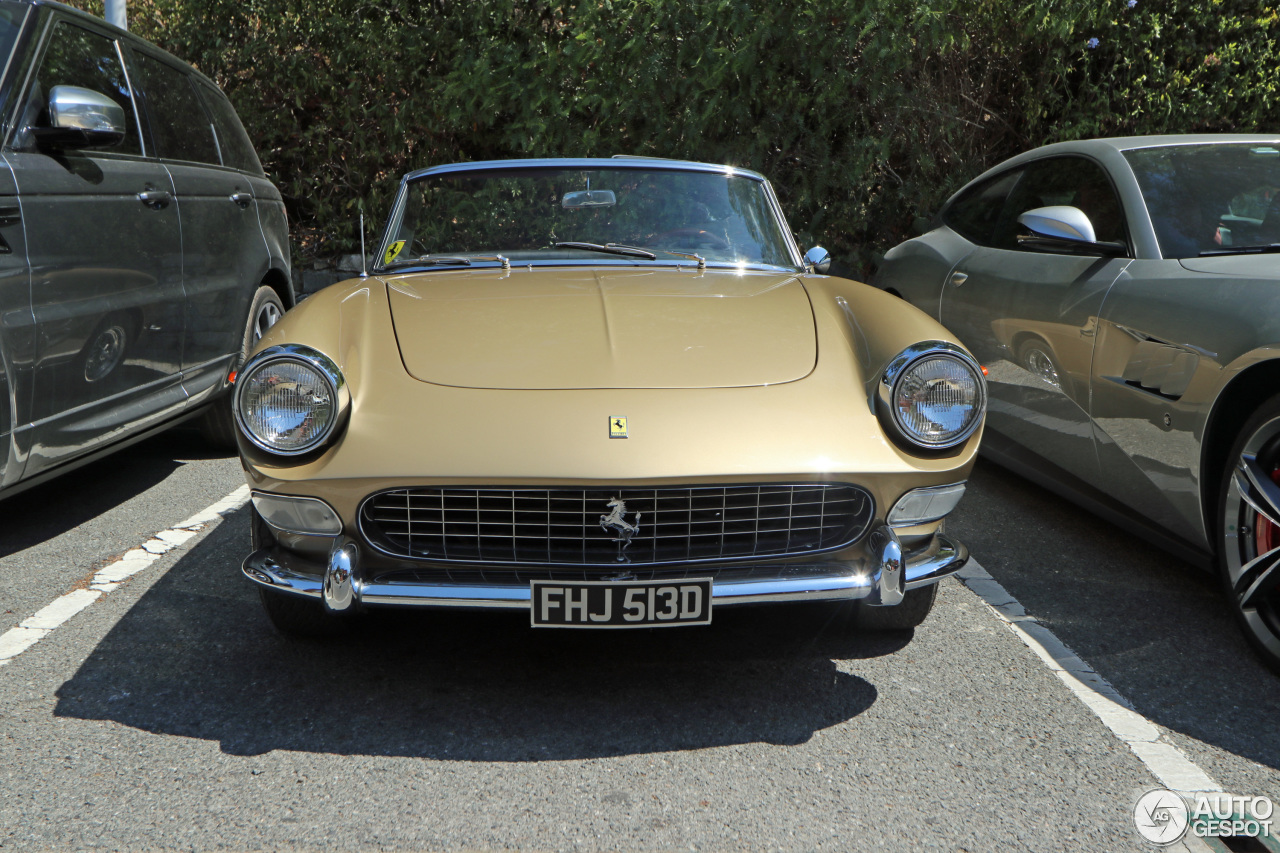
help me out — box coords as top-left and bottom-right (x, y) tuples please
(359, 484), (873, 567)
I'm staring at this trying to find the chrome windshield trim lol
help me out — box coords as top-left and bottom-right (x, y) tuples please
(402, 157), (768, 183)
(375, 258), (804, 276)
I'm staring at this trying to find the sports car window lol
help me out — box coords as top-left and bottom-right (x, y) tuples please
(942, 170), (1021, 246)
(1124, 143), (1280, 258)
(384, 167), (797, 269)
(18, 22), (141, 155)
(993, 156), (1127, 250)
(131, 52), (219, 164)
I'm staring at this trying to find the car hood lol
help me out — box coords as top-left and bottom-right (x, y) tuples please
(1179, 255), (1280, 277)
(381, 267), (817, 389)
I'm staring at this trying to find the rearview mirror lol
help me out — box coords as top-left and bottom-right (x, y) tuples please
(33, 86), (126, 149)
(562, 189), (616, 209)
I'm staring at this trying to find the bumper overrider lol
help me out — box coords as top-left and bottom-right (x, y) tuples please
(241, 524), (968, 614)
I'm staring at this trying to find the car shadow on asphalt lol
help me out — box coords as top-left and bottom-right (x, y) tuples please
(0, 425), (232, 557)
(52, 505), (903, 760)
(949, 459), (1280, 777)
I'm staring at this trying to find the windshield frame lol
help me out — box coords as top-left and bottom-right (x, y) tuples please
(373, 158), (806, 274)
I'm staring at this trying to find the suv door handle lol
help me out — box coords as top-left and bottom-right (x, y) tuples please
(137, 190), (172, 210)
(950, 271), (969, 287)
(230, 191), (253, 208)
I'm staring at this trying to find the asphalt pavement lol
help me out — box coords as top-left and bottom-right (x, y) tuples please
(0, 430), (1275, 851)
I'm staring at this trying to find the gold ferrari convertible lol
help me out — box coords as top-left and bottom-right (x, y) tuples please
(233, 158), (986, 636)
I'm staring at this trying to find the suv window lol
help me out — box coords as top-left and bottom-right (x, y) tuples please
(131, 51), (219, 164)
(18, 21), (141, 155)
(194, 81), (262, 175)
(0, 1), (28, 78)
(993, 156), (1127, 250)
(942, 170), (1021, 246)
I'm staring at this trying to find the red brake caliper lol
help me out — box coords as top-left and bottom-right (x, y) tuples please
(1254, 468), (1280, 554)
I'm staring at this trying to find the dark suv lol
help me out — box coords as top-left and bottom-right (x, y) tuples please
(0, 0), (291, 497)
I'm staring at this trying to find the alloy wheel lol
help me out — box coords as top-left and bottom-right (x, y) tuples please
(1221, 415), (1280, 665)
(253, 301), (282, 342)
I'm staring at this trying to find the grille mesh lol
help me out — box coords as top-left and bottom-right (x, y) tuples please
(359, 484), (873, 567)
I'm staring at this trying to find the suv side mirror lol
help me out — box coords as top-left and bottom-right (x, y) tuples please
(805, 245), (832, 274)
(1017, 206), (1127, 257)
(32, 86), (126, 150)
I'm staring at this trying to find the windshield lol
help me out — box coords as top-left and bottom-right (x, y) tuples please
(1124, 143), (1280, 258)
(380, 166), (798, 270)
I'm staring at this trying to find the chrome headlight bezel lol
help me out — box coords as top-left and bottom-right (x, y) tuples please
(877, 341), (986, 451)
(234, 344), (350, 456)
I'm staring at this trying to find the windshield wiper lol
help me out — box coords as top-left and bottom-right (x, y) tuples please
(1199, 243), (1280, 256)
(554, 241), (657, 260)
(382, 256), (473, 269)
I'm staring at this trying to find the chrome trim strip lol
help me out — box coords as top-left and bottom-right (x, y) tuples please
(241, 534), (968, 609)
(903, 535), (969, 590)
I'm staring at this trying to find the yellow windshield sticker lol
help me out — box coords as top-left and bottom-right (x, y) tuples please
(384, 240), (405, 265)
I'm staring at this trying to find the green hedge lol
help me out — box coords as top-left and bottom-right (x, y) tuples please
(74, 0), (1280, 276)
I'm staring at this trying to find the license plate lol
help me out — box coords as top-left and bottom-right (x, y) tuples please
(530, 578), (712, 628)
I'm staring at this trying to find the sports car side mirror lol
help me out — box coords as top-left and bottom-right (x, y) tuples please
(31, 86), (126, 150)
(1017, 206), (1127, 257)
(805, 246), (832, 274)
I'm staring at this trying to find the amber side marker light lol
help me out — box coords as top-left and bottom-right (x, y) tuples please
(228, 370), (238, 384)
(980, 365), (988, 376)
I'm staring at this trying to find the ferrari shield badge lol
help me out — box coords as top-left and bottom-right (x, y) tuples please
(609, 416), (628, 438)
(383, 240), (405, 265)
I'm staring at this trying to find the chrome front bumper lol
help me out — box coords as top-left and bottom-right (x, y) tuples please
(242, 525), (968, 613)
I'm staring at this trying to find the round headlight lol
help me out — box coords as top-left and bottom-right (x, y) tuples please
(882, 344), (985, 450)
(235, 347), (345, 455)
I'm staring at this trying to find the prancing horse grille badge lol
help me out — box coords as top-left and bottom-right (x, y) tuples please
(609, 416), (628, 438)
(599, 497), (641, 562)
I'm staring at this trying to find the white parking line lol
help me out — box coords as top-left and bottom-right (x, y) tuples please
(957, 559), (1222, 796)
(0, 485), (250, 668)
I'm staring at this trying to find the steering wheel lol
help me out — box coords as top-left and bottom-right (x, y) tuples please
(649, 228), (729, 251)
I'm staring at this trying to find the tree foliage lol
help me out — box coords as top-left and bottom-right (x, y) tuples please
(72, 0), (1280, 274)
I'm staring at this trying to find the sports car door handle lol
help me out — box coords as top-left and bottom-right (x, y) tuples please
(137, 190), (173, 210)
(950, 271), (969, 287)
(230, 191), (253, 208)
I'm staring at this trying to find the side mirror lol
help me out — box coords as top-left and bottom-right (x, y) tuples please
(805, 245), (832, 274)
(1017, 206), (1127, 257)
(32, 86), (126, 149)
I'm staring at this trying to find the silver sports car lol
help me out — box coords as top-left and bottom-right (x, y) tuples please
(874, 135), (1280, 672)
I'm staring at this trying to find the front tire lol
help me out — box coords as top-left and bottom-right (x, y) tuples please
(199, 285), (285, 447)
(1218, 396), (1280, 674)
